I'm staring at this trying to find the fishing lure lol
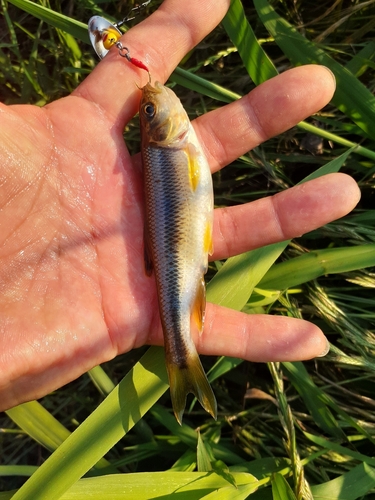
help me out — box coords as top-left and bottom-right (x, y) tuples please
(88, 1), (151, 72)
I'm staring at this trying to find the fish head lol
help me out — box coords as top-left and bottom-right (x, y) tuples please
(140, 81), (190, 146)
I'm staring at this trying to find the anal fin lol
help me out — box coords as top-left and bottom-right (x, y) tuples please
(191, 277), (206, 334)
(204, 221), (213, 256)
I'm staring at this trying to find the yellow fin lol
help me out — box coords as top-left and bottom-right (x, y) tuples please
(192, 277), (206, 333)
(203, 221), (213, 256)
(143, 225), (153, 276)
(166, 350), (217, 425)
(186, 143), (200, 192)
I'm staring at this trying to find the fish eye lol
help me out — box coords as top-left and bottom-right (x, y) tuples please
(143, 102), (155, 118)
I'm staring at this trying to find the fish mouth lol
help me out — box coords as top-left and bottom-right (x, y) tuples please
(142, 81), (163, 96)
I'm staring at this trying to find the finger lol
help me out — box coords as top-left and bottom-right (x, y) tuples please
(194, 65), (336, 172)
(74, 0), (230, 122)
(198, 303), (329, 362)
(145, 302), (328, 361)
(212, 173), (360, 261)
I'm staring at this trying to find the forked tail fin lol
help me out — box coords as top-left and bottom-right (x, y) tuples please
(166, 351), (217, 425)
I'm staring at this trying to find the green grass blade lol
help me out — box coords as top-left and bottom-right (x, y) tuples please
(211, 461), (238, 489)
(207, 357), (243, 382)
(296, 122), (375, 161)
(11, 347), (168, 500)
(310, 463), (375, 500)
(151, 404), (197, 447)
(6, 0), (88, 43)
(207, 242), (287, 311)
(201, 482), (259, 499)
(5, 401), (71, 452)
(197, 432), (213, 472)
(271, 473), (297, 500)
(253, 0), (375, 140)
(304, 432), (375, 467)
(230, 457), (290, 476)
(171, 450), (197, 471)
(221, 0), (277, 84)
(345, 41), (375, 77)
(258, 244), (375, 291)
(0, 466), (37, 477)
(0, 492), (15, 500)
(282, 362), (345, 439)
(151, 405), (244, 465)
(171, 67), (241, 103)
(87, 365), (116, 396)
(12, 471), (258, 499)
(298, 147), (353, 182)
(5, 400), (113, 470)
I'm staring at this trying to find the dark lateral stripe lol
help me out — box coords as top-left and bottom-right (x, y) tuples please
(143, 146), (191, 363)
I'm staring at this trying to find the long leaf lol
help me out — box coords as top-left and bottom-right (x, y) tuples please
(221, 0), (277, 84)
(345, 41), (375, 77)
(5, 400), (113, 471)
(304, 432), (375, 467)
(310, 463), (375, 500)
(5, 401), (71, 452)
(3, 471), (258, 500)
(172, 67), (241, 103)
(201, 483), (259, 499)
(271, 473), (297, 500)
(258, 244), (375, 291)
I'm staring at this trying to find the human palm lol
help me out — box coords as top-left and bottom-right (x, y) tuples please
(0, 0), (360, 411)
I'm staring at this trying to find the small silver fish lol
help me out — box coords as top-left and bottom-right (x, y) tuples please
(140, 81), (217, 424)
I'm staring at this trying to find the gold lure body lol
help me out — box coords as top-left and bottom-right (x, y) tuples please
(140, 81), (217, 424)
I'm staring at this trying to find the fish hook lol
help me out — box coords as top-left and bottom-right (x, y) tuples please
(116, 41), (151, 80)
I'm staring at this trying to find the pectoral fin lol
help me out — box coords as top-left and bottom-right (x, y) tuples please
(143, 225), (153, 276)
(186, 143), (200, 192)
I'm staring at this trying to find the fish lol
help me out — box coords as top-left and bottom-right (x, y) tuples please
(139, 80), (217, 424)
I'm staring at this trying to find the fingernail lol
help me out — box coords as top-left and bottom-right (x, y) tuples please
(323, 66), (336, 90)
(317, 338), (330, 358)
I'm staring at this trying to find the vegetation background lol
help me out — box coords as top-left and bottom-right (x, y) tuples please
(0, 0), (375, 498)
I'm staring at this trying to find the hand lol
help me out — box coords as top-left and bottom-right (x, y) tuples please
(0, 0), (359, 411)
